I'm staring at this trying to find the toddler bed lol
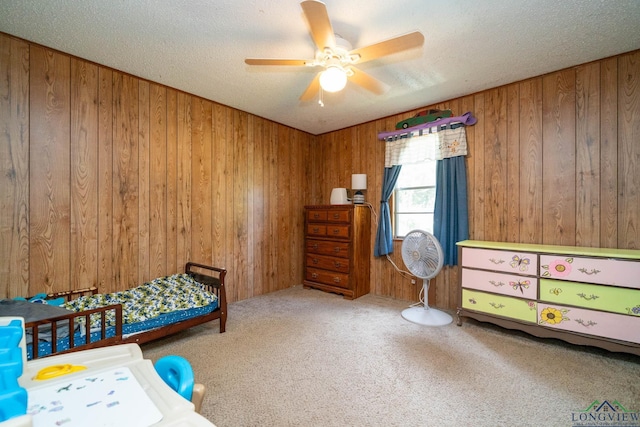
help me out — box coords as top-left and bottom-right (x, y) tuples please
(11, 262), (226, 360)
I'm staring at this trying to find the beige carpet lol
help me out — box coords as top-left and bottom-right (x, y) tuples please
(141, 285), (640, 427)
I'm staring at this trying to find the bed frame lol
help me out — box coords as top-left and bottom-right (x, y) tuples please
(24, 262), (227, 360)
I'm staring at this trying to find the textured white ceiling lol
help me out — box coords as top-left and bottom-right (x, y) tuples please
(1, 0), (640, 135)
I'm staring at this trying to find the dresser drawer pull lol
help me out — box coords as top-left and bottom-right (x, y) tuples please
(312, 258), (319, 264)
(332, 228), (341, 235)
(312, 244), (318, 250)
(575, 319), (597, 328)
(332, 213), (340, 219)
(333, 247), (341, 253)
(489, 302), (505, 309)
(333, 277), (341, 283)
(578, 268), (601, 276)
(313, 213), (321, 219)
(334, 261), (342, 268)
(577, 293), (600, 301)
(311, 273), (318, 279)
(312, 227), (320, 233)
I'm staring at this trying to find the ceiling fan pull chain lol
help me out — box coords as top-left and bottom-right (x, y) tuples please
(318, 87), (324, 107)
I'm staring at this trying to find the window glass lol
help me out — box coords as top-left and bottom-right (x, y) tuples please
(394, 162), (436, 237)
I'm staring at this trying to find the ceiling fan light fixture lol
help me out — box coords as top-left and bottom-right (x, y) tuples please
(319, 66), (347, 93)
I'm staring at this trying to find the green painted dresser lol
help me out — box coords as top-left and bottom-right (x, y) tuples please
(457, 240), (640, 357)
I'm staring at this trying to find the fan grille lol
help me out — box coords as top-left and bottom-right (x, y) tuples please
(401, 230), (444, 279)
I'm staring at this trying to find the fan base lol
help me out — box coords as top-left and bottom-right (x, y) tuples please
(401, 306), (453, 326)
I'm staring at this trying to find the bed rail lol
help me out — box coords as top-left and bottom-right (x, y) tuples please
(25, 304), (123, 360)
(47, 286), (99, 302)
(186, 262), (227, 333)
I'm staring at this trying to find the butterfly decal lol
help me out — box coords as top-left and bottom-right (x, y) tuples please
(510, 255), (530, 271)
(510, 280), (530, 294)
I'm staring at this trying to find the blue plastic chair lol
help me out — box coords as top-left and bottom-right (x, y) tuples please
(154, 355), (195, 401)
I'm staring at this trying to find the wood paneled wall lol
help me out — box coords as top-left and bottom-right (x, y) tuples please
(0, 33), (312, 302)
(310, 50), (640, 310)
(2, 31), (639, 311)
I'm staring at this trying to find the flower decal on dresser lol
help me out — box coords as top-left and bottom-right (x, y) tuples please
(539, 307), (570, 325)
(541, 258), (573, 277)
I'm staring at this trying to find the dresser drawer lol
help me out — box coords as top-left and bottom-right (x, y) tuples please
(306, 254), (350, 274)
(540, 255), (640, 289)
(306, 208), (351, 223)
(306, 224), (350, 239)
(461, 289), (537, 323)
(538, 303), (640, 344)
(307, 224), (327, 237)
(539, 279), (640, 316)
(326, 209), (351, 223)
(306, 267), (349, 289)
(306, 210), (328, 222)
(461, 268), (537, 299)
(306, 239), (350, 259)
(462, 247), (538, 276)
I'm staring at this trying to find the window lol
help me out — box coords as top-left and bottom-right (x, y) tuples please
(393, 161), (437, 237)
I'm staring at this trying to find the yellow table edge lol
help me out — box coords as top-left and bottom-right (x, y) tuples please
(456, 240), (640, 260)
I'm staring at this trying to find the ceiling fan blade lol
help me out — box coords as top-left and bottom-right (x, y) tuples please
(349, 31), (424, 64)
(245, 58), (310, 67)
(301, 0), (336, 50)
(300, 73), (321, 101)
(349, 67), (390, 95)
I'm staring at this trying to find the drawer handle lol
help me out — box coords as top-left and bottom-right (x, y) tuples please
(575, 319), (597, 328)
(311, 273), (318, 279)
(333, 247), (341, 253)
(332, 229), (340, 234)
(489, 302), (505, 309)
(577, 292), (599, 301)
(312, 227), (320, 233)
(488, 258), (506, 265)
(313, 213), (320, 219)
(312, 244), (318, 250)
(489, 280), (506, 288)
(578, 268), (601, 276)
(312, 258), (319, 265)
(332, 213), (340, 219)
(333, 277), (341, 283)
(334, 261), (342, 268)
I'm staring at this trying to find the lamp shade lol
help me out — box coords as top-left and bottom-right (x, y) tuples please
(351, 174), (367, 190)
(319, 66), (347, 93)
(330, 188), (349, 204)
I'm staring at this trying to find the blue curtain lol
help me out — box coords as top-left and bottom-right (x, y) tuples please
(433, 155), (469, 265)
(374, 165), (402, 257)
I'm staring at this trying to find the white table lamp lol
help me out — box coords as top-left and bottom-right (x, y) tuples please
(351, 174), (367, 204)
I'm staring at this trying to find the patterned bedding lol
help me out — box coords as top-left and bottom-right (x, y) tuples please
(62, 273), (218, 329)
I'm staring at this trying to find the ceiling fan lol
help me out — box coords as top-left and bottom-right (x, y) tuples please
(244, 0), (424, 102)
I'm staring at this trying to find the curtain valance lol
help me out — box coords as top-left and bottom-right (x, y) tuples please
(381, 112), (476, 167)
(384, 125), (469, 167)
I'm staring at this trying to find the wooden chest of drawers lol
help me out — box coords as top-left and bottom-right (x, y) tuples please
(303, 205), (371, 299)
(457, 240), (640, 357)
